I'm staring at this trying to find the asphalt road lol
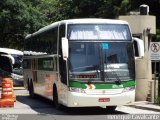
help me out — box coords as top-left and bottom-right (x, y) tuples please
(0, 88), (160, 120)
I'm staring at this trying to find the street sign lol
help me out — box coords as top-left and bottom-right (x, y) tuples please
(149, 42), (160, 60)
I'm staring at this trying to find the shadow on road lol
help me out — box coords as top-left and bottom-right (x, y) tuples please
(16, 95), (127, 115)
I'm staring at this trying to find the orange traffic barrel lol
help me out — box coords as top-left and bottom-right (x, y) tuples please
(1, 78), (14, 99)
(0, 77), (15, 107)
(1, 91), (13, 99)
(0, 99), (14, 108)
(1, 81), (13, 92)
(2, 77), (13, 82)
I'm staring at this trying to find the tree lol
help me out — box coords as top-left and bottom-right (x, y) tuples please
(0, 0), (48, 49)
(1, 0), (160, 50)
(51, 0), (131, 20)
(0, 0), (26, 49)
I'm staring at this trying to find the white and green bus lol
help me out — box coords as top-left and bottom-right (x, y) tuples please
(23, 18), (144, 110)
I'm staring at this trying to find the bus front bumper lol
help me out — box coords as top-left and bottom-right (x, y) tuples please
(66, 90), (135, 107)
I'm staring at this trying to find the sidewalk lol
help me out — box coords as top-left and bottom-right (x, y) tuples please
(127, 101), (160, 112)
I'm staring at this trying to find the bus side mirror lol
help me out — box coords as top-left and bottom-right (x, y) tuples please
(61, 37), (69, 60)
(133, 37), (144, 59)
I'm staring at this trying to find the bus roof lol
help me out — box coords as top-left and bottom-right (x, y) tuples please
(0, 48), (23, 55)
(26, 18), (129, 39)
(63, 18), (129, 24)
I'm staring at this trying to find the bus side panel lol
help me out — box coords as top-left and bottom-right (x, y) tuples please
(23, 58), (32, 89)
(23, 69), (32, 89)
(56, 80), (69, 106)
(34, 71), (58, 100)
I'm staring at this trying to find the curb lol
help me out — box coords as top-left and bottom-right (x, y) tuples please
(13, 87), (26, 90)
(14, 94), (29, 96)
(128, 105), (160, 112)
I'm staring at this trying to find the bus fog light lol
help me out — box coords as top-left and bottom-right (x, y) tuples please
(69, 87), (85, 93)
(122, 86), (135, 92)
(73, 102), (78, 106)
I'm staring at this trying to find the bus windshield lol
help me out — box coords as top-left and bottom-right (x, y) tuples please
(67, 24), (131, 40)
(69, 42), (135, 82)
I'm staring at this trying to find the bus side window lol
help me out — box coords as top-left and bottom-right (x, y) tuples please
(59, 24), (67, 85)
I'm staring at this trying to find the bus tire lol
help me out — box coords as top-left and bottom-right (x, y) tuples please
(27, 79), (30, 90)
(29, 80), (34, 98)
(53, 87), (61, 109)
(106, 106), (117, 111)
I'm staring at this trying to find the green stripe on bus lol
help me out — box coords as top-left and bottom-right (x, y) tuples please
(69, 80), (135, 89)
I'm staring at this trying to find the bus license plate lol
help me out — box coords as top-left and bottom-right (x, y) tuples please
(99, 98), (110, 102)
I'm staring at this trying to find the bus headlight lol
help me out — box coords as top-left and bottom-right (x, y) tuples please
(122, 86), (135, 93)
(69, 87), (85, 93)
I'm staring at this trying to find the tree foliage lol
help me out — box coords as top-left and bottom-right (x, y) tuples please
(0, 0), (50, 49)
(0, 0), (160, 49)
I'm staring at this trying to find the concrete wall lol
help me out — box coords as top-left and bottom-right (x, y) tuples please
(119, 15), (156, 101)
(119, 15), (156, 34)
(135, 59), (150, 101)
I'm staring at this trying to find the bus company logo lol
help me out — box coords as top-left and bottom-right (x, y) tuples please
(112, 84), (123, 89)
(85, 84), (95, 90)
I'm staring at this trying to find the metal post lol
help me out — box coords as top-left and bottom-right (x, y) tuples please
(158, 61), (160, 97)
(154, 61), (157, 103)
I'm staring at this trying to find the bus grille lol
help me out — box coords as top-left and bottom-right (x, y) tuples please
(84, 89), (123, 95)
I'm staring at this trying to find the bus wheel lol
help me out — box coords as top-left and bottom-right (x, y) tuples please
(27, 79), (30, 90)
(29, 80), (34, 98)
(53, 88), (61, 109)
(106, 106), (117, 111)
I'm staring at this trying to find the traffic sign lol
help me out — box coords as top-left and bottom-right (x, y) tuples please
(149, 42), (160, 60)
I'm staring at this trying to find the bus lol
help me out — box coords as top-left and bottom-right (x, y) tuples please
(23, 18), (144, 110)
(0, 48), (23, 86)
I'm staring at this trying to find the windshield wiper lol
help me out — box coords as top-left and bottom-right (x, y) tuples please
(105, 63), (121, 85)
